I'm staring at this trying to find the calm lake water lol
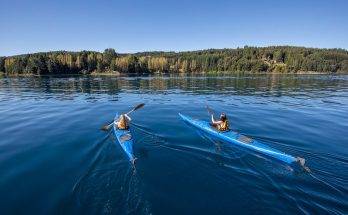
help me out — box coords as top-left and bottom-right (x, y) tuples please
(0, 74), (347, 215)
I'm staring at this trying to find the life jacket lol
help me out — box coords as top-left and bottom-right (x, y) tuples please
(217, 120), (229, 131)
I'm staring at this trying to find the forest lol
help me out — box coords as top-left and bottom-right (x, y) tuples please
(1, 46), (348, 75)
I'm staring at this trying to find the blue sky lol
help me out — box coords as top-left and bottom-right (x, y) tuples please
(1, 0), (347, 56)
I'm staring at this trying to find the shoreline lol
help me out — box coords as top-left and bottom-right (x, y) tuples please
(205, 71), (332, 75)
(90, 71), (120, 76)
(1, 70), (347, 77)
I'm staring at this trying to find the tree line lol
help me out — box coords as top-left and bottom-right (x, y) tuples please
(1, 46), (348, 75)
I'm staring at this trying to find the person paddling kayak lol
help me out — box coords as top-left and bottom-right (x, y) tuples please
(210, 113), (230, 131)
(115, 114), (132, 130)
(101, 103), (145, 165)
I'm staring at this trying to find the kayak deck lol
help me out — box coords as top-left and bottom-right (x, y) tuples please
(113, 113), (135, 161)
(179, 113), (301, 165)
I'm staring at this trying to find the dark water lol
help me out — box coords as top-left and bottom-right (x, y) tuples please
(0, 74), (347, 215)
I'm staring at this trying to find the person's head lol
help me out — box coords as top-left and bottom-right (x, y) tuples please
(119, 114), (126, 122)
(220, 113), (227, 122)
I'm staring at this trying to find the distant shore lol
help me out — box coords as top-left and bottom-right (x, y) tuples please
(2, 70), (348, 78)
(1, 46), (348, 76)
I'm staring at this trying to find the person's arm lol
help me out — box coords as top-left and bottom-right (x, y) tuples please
(216, 120), (223, 125)
(211, 114), (223, 125)
(125, 114), (132, 121)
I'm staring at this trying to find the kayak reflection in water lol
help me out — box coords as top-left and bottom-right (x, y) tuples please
(115, 114), (132, 130)
(210, 113), (230, 132)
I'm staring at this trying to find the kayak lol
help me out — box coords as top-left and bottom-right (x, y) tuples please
(179, 113), (305, 166)
(113, 113), (135, 162)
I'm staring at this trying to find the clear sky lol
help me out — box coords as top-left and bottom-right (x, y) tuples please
(1, 0), (347, 56)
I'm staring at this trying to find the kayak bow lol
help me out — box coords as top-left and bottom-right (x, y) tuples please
(179, 113), (307, 167)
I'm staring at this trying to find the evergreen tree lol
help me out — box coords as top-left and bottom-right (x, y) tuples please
(0, 57), (5, 72)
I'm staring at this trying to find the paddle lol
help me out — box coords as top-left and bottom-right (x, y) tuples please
(207, 105), (218, 126)
(101, 103), (145, 131)
(206, 105), (214, 116)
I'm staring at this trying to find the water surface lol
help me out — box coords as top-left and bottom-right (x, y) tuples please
(0, 74), (347, 214)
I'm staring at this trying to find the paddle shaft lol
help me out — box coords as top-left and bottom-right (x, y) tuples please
(207, 105), (213, 115)
(207, 105), (215, 122)
(105, 111), (133, 129)
(102, 103), (144, 130)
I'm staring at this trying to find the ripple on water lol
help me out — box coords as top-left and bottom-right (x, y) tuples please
(0, 75), (348, 214)
(72, 166), (151, 215)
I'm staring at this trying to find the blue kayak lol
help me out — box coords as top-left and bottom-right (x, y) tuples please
(179, 113), (306, 166)
(113, 113), (135, 162)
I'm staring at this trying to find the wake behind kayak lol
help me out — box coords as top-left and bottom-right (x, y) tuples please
(179, 113), (309, 171)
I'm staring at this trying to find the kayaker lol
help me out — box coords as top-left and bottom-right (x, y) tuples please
(211, 113), (229, 131)
(116, 114), (131, 130)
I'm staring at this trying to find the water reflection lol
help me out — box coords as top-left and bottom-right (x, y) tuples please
(0, 75), (347, 101)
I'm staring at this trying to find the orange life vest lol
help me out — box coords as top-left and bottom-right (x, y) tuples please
(217, 120), (229, 131)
